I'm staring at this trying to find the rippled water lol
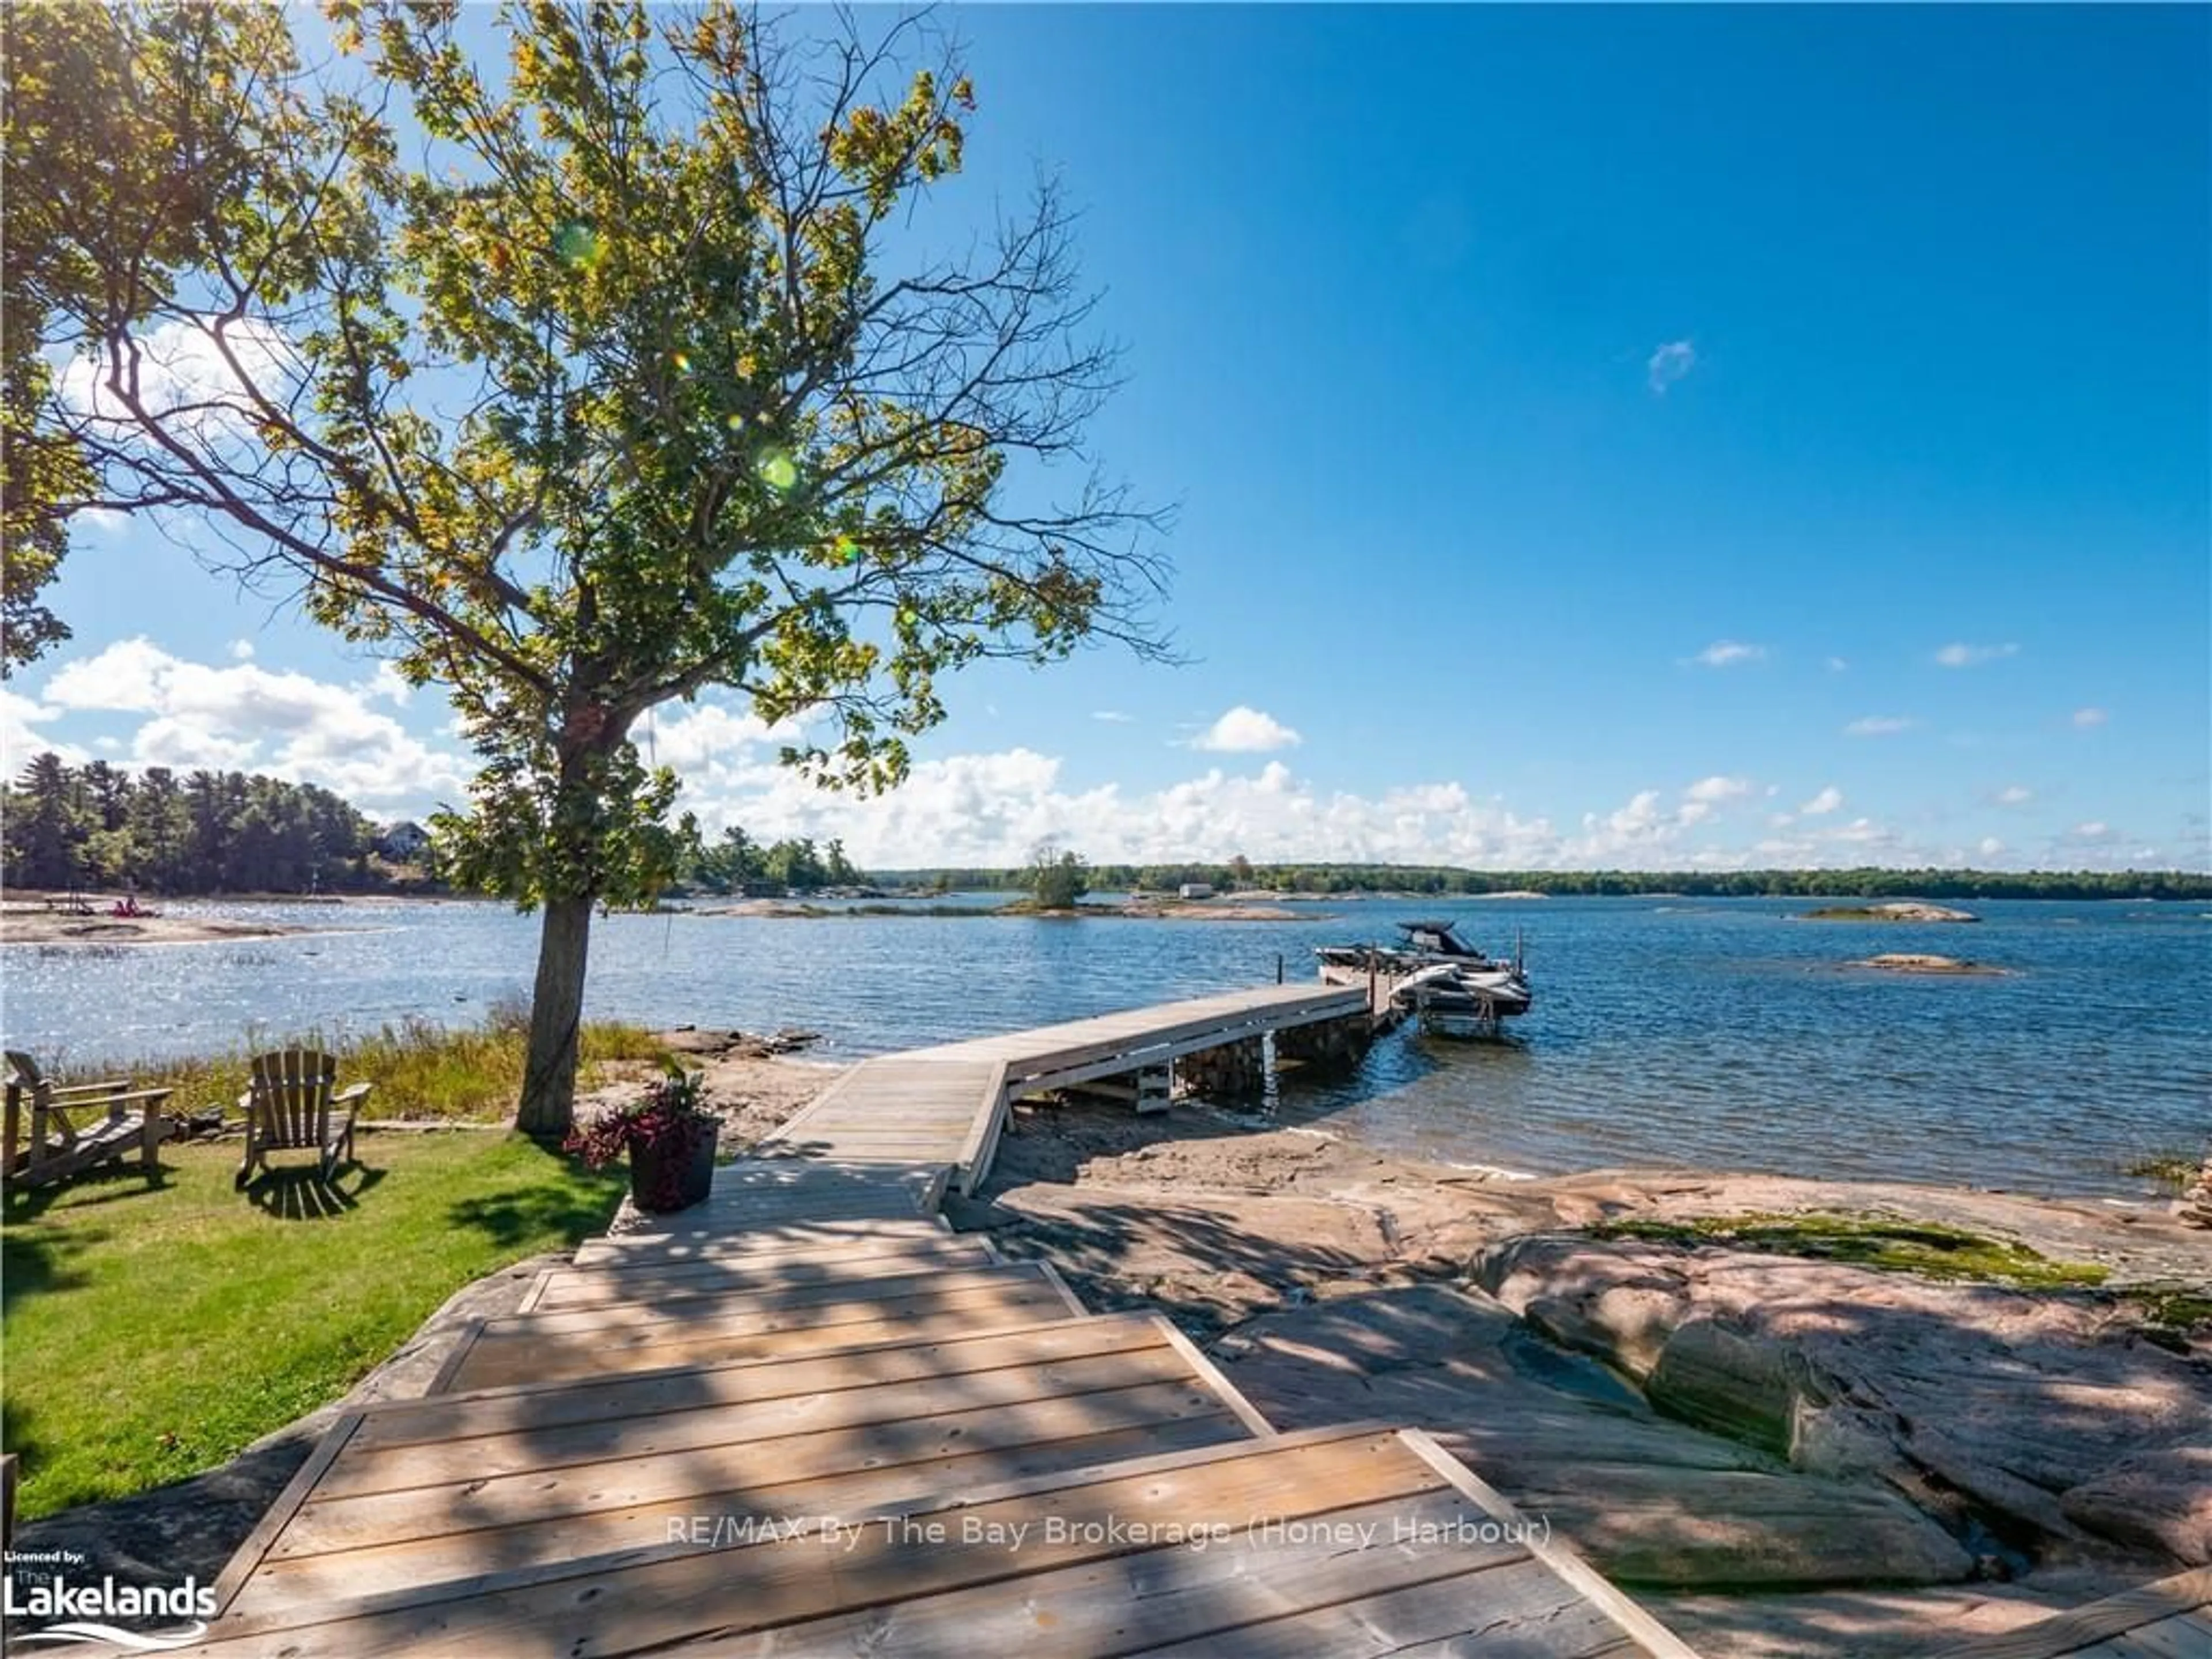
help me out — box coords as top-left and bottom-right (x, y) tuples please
(5, 895), (2205, 1198)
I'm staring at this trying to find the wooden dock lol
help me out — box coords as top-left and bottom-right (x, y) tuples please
(1931, 1569), (2212, 1658)
(176, 986), (1703, 1658)
(760, 982), (1370, 1196)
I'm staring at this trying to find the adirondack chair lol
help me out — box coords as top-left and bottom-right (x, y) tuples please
(3, 1051), (172, 1190)
(236, 1048), (369, 1188)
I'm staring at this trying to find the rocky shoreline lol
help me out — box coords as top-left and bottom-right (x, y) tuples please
(950, 1097), (2211, 1657)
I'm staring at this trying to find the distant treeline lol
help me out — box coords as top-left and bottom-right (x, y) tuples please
(8, 750), (2204, 906)
(880, 862), (2212, 903)
(3, 753), (393, 896)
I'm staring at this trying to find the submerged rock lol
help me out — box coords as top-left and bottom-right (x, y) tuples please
(1854, 953), (2009, 975)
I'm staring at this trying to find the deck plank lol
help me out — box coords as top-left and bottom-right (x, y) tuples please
(275, 1383), (1242, 1560)
(568, 1231), (990, 1272)
(1931, 1571), (2212, 1658)
(440, 1279), (1088, 1391)
(664, 1488), (1529, 1658)
(384, 1345), (1209, 1488)
(525, 1255), (1021, 1313)
(242, 1387), (1252, 1612)
(187, 1426), (1434, 1654)
(374, 1316), (1177, 1449)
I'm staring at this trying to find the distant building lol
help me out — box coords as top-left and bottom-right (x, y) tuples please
(376, 820), (432, 862)
(1177, 882), (1215, 901)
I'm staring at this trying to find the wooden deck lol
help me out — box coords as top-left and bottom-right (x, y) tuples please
(1931, 1569), (2212, 1658)
(431, 1256), (1092, 1391)
(177, 988), (1703, 1658)
(756, 982), (1369, 1196)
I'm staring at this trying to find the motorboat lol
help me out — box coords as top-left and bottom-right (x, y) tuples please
(1316, 920), (1532, 1037)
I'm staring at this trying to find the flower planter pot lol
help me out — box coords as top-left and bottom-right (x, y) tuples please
(628, 1122), (719, 1213)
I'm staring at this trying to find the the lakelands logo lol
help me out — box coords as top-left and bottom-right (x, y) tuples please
(3, 1551), (215, 1650)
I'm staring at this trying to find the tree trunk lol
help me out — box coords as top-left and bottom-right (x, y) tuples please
(516, 893), (594, 1140)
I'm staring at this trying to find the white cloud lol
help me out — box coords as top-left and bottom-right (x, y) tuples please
(358, 661), (413, 706)
(1977, 837), (2005, 858)
(1187, 706), (1302, 753)
(1647, 339), (1696, 395)
(1, 688), (88, 768)
(56, 315), (297, 444)
(1800, 785), (1844, 816)
(2070, 820), (2113, 840)
(1825, 657), (1849, 673)
(37, 637), (468, 803)
(676, 747), (1589, 870)
(641, 701), (812, 779)
(1685, 775), (1752, 804)
(1994, 785), (2033, 806)
(2072, 707), (2108, 729)
(1090, 710), (1133, 724)
(1934, 642), (2021, 669)
(1754, 835), (1815, 859)
(640, 730), (2134, 874)
(1689, 640), (1766, 668)
(1830, 817), (1891, 846)
(230, 639), (257, 661)
(1844, 715), (1918, 737)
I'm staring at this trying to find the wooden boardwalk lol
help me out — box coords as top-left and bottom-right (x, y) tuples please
(179, 988), (1703, 1658)
(759, 982), (1368, 1196)
(1931, 1568), (2212, 1658)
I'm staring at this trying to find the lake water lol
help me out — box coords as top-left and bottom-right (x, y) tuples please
(5, 895), (2205, 1199)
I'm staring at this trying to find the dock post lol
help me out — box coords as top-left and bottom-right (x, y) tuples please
(1135, 1065), (1172, 1115)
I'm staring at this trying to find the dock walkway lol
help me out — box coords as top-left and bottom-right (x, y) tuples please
(760, 982), (1369, 1197)
(182, 987), (1703, 1657)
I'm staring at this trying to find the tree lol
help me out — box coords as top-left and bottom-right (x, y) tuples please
(1029, 845), (1088, 910)
(18, 1), (1166, 1135)
(4, 753), (84, 889)
(127, 767), (187, 891)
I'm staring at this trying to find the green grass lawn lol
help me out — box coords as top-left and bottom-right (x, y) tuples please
(2, 1133), (627, 1520)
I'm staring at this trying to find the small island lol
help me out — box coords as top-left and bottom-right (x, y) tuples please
(1853, 953), (2011, 976)
(1800, 900), (1980, 923)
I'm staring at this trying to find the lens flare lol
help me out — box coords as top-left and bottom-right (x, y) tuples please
(757, 449), (798, 492)
(551, 219), (604, 270)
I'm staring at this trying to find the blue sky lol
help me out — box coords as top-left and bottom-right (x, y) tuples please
(13, 4), (2207, 870)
